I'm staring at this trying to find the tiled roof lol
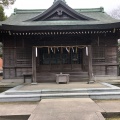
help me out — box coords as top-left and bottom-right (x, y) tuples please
(1, 1), (120, 31)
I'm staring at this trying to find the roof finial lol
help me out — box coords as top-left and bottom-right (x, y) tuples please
(53, 0), (66, 4)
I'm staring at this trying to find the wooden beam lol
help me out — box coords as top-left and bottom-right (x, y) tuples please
(88, 45), (93, 84)
(32, 47), (37, 84)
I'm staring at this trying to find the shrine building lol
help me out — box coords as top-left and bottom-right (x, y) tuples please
(0, 0), (120, 83)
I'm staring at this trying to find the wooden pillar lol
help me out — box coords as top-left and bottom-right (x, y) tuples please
(83, 48), (86, 71)
(2, 36), (5, 79)
(60, 48), (63, 71)
(105, 66), (108, 75)
(32, 47), (37, 84)
(14, 36), (17, 77)
(88, 45), (93, 83)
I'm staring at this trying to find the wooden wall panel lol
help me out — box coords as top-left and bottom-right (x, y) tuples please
(16, 68), (32, 77)
(3, 48), (15, 67)
(3, 47), (32, 79)
(4, 36), (15, 47)
(107, 66), (118, 75)
(16, 48), (32, 67)
(105, 47), (117, 63)
(93, 66), (105, 75)
(2, 34), (119, 79)
(4, 69), (15, 78)
(4, 69), (9, 79)
(92, 37), (118, 76)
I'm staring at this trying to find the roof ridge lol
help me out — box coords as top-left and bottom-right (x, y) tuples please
(53, 0), (66, 4)
(14, 8), (46, 14)
(75, 7), (104, 12)
(14, 7), (104, 14)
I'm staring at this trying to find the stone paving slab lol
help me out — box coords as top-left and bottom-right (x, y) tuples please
(29, 112), (104, 120)
(95, 100), (120, 112)
(0, 102), (38, 115)
(0, 82), (21, 88)
(28, 98), (105, 120)
(19, 82), (109, 91)
(1, 99), (120, 120)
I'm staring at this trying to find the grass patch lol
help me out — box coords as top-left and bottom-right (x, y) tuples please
(0, 115), (30, 120)
(102, 112), (120, 120)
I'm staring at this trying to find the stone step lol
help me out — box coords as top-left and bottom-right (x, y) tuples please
(36, 74), (89, 82)
(1, 91), (120, 102)
(63, 72), (88, 75)
(5, 88), (120, 95)
(41, 88), (120, 94)
(5, 90), (42, 95)
(2, 83), (120, 102)
(36, 71), (88, 82)
(37, 69), (83, 72)
(1, 89), (120, 102)
(36, 78), (88, 82)
(36, 72), (88, 75)
(5, 89), (87, 95)
(70, 75), (88, 78)
(36, 75), (88, 79)
(41, 92), (120, 99)
(0, 94), (41, 102)
(41, 93), (89, 99)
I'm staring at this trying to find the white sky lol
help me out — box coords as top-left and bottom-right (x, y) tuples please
(4, 0), (120, 16)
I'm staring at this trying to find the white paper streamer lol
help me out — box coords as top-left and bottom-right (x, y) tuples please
(36, 47), (38, 57)
(51, 48), (53, 52)
(86, 47), (88, 56)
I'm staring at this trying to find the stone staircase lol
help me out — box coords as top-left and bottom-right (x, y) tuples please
(0, 83), (120, 102)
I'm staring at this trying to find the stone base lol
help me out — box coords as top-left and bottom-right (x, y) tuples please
(56, 74), (69, 84)
(31, 82), (38, 85)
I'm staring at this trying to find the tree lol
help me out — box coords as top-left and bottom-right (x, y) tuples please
(0, 5), (7, 21)
(0, 0), (15, 6)
(109, 7), (120, 19)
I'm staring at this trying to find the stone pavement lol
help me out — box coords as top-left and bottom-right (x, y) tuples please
(95, 100), (120, 112)
(0, 102), (38, 116)
(0, 99), (120, 120)
(28, 98), (105, 120)
(19, 82), (108, 91)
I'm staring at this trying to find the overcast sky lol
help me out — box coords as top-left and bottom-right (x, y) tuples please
(4, 0), (120, 16)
